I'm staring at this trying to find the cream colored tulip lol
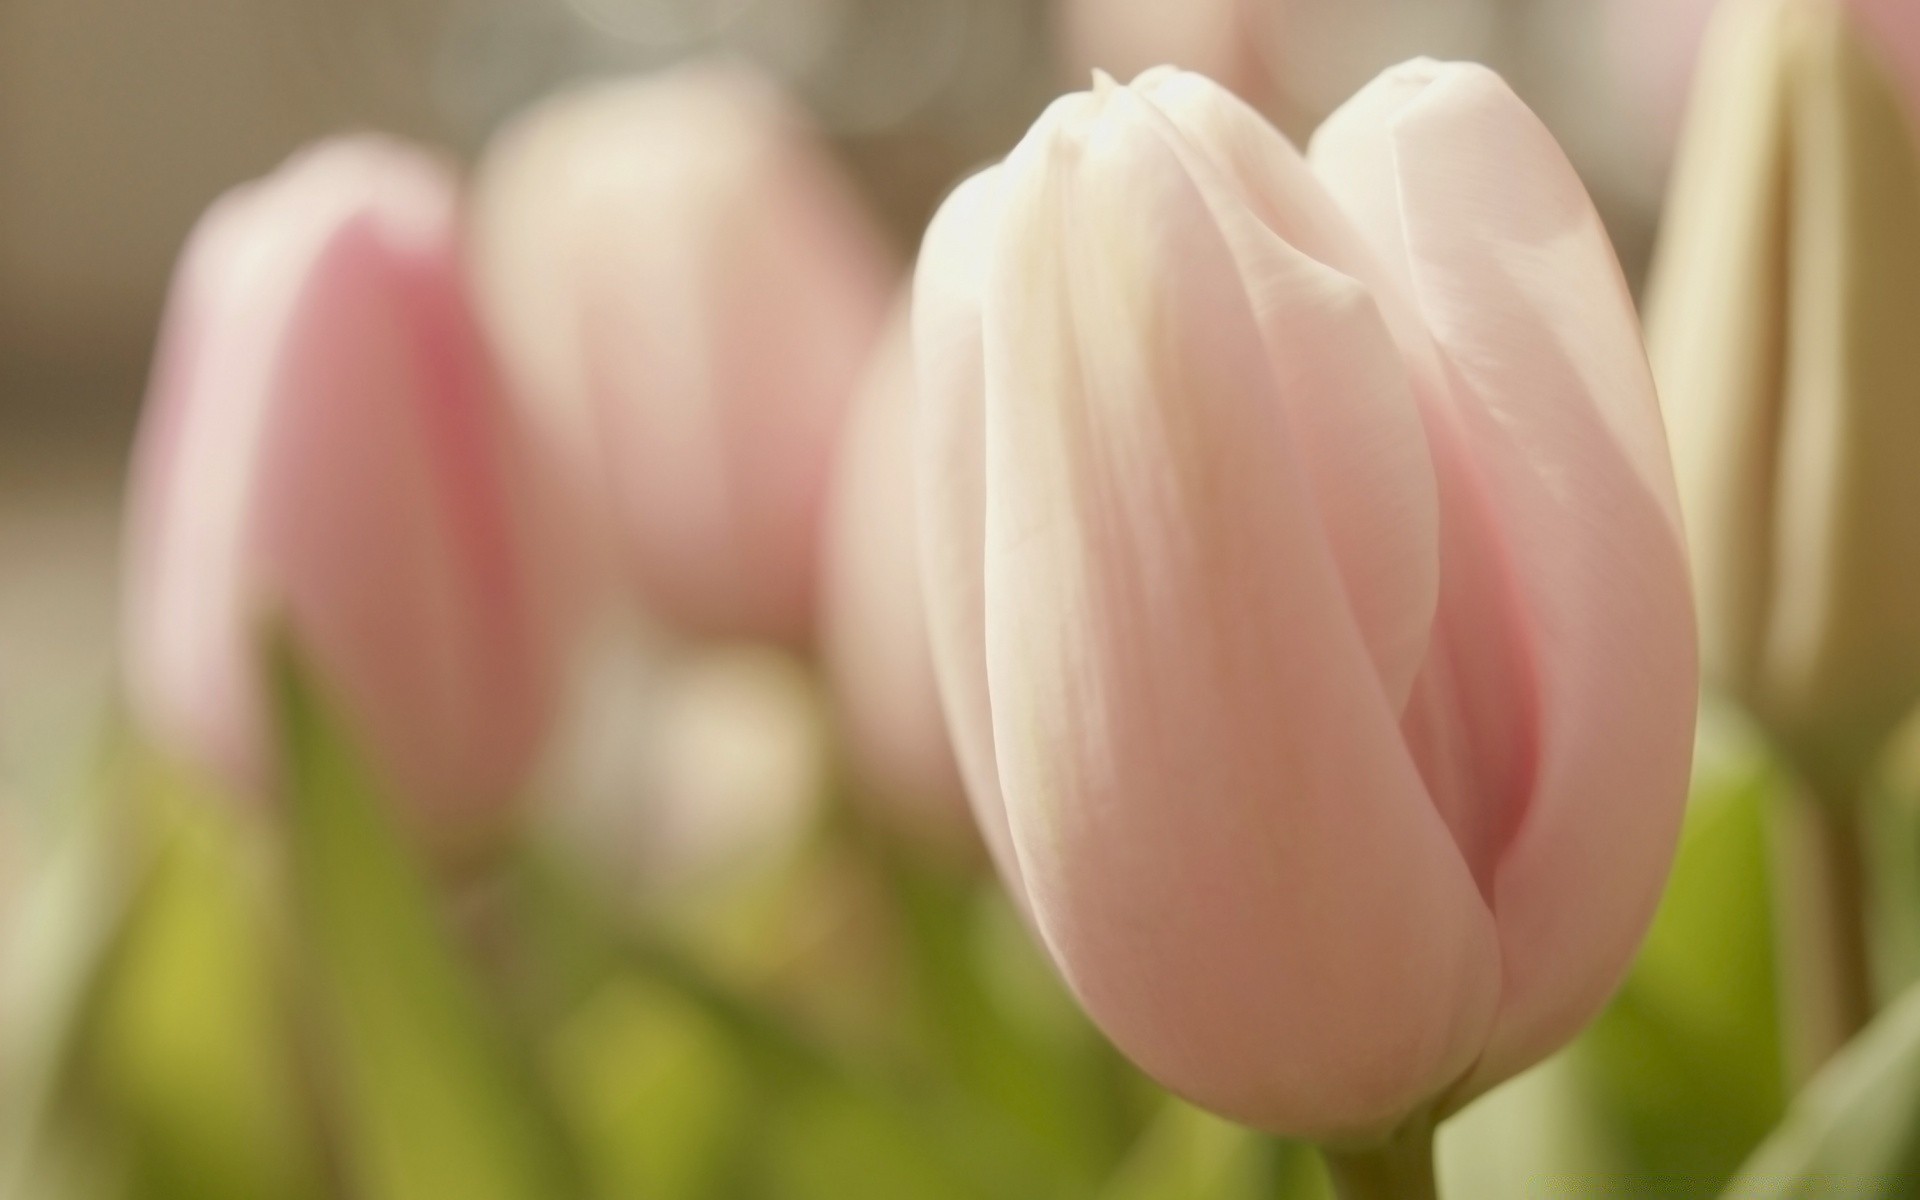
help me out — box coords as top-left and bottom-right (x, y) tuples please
(1652, 0), (1920, 792)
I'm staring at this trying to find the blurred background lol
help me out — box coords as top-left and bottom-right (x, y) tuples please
(0, 2), (1804, 1197)
(0, 0), (1704, 820)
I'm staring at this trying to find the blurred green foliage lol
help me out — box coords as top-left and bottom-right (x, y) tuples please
(84, 790), (319, 1200)
(273, 652), (584, 1200)
(18, 675), (1920, 1200)
(1727, 979), (1920, 1198)
(1574, 703), (1787, 1195)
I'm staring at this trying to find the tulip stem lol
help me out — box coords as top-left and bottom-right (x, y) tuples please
(1321, 1117), (1440, 1200)
(1771, 781), (1876, 1080)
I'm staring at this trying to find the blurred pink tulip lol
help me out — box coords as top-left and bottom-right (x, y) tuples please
(1609, 0), (1920, 157)
(1058, 0), (1277, 105)
(471, 62), (896, 644)
(1845, 0), (1920, 120)
(916, 66), (1697, 1138)
(1610, 0), (1723, 149)
(125, 137), (569, 840)
(820, 307), (973, 854)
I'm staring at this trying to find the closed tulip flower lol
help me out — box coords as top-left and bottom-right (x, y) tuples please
(471, 62), (896, 644)
(1654, 0), (1920, 796)
(1650, 0), (1920, 1075)
(125, 138), (568, 841)
(821, 307), (973, 853)
(916, 65), (1696, 1153)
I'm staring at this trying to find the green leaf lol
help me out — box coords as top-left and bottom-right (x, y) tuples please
(546, 975), (755, 1200)
(270, 643), (581, 1200)
(1098, 1102), (1328, 1200)
(883, 849), (1143, 1194)
(1724, 979), (1920, 1197)
(84, 786), (323, 1200)
(0, 759), (140, 1199)
(755, 1074), (1018, 1200)
(1864, 710), (1920, 1004)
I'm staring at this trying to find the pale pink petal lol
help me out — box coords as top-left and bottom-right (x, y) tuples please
(472, 62), (895, 643)
(1133, 69), (1440, 710)
(913, 167), (1028, 900)
(1312, 61), (1697, 1092)
(1142, 68), (1536, 889)
(1130, 66), (1426, 342)
(980, 85), (1500, 1137)
(126, 138), (564, 837)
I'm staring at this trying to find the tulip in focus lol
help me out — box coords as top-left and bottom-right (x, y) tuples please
(1654, 0), (1920, 796)
(124, 138), (569, 842)
(471, 61), (896, 644)
(916, 66), (1697, 1143)
(820, 308), (973, 853)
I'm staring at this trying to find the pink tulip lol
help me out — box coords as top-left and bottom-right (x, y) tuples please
(1608, 0), (1920, 161)
(1845, 0), (1920, 123)
(916, 66), (1697, 1138)
(1058, 0), (1277, 107)
(471, 62), (896, 644)
(1609, 0), (1722, 149)
(820, 307), (974, 853)
(124, 137), (569, 841)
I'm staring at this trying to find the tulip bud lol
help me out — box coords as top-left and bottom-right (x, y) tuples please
(1058, 0), (1277, 107)
(916, 66), (1696, 1139)
(539, 623), (826, 895)
(1607, 0), (1722, 153)
(1651, 0), (1920, 794)
(820, 306), (974, 854)
(471, 62), (896, 644)
(124, 137), (568, 841)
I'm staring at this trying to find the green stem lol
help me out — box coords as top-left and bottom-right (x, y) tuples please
(1766, 783), (1873, 1082)
(1320, 1117), (1440, 1200)
(1770, 781), (1875, 1082)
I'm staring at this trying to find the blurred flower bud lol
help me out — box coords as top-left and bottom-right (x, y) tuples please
(819, 306), (974, 855)
(124, 138), (570, 841)
(1846, 0), (1920, 118)
(638, 647), (826, 890)
(1272, 0), (1499, 120)
(1057, 0), (1278, 106)
(1651, 0), (1920, 793)
(1608, 0), (1723, 155)
(916, 66), (1696, 1139)
(542, 628), (826, 896)
(471, 61), (897, 644)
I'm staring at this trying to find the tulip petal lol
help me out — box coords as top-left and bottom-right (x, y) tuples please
(1133, 70), (1441, 711)
(1643, 0), (1794, 737)
(1131, 67), (1431, 351)
(979, 86), (1500, 1137)
(1312, 62), (1698, 1093)
(913, 167), (1029, 903)
(126, 139), (559, 832)
(1743, 0), (1920, 786)
(472, 65), (894, 642)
